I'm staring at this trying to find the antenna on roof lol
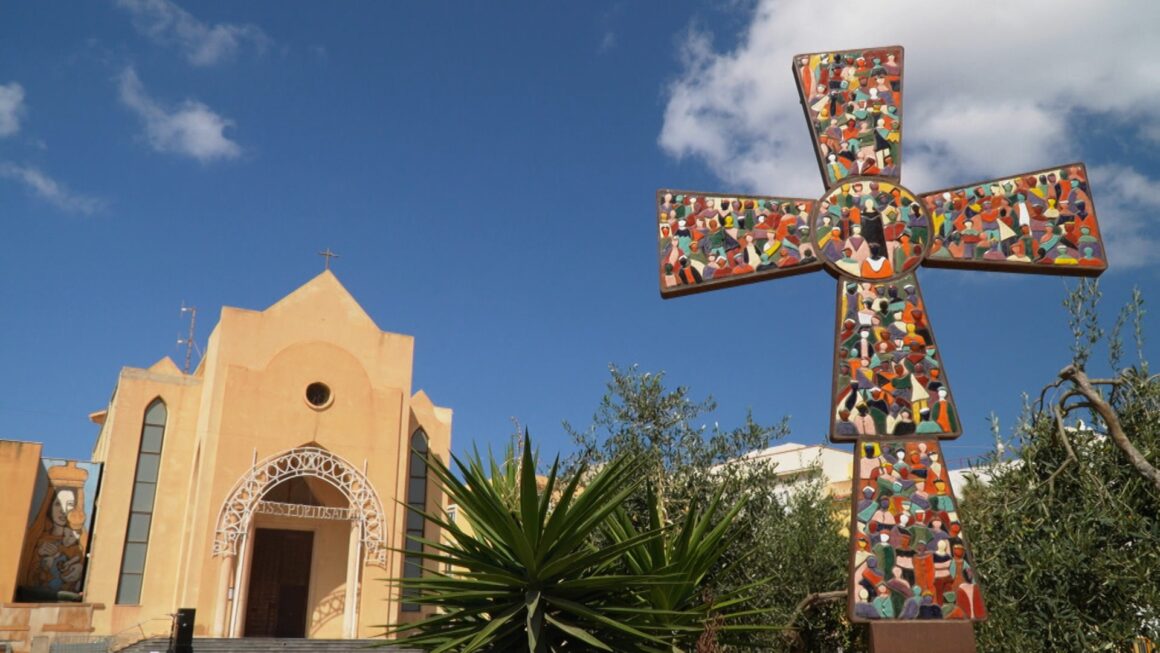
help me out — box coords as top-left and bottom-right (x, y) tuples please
(177, 302), (202, 373)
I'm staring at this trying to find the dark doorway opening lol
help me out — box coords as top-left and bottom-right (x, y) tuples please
(244, 529), (313, 638)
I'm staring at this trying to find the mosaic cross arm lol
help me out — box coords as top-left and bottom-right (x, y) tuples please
(654, 45), (1108, 633)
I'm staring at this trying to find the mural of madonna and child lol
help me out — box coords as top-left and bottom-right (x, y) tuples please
(17, 459), (102, 601)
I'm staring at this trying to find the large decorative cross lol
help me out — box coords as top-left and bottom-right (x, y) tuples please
(655, 45), (1107, 650)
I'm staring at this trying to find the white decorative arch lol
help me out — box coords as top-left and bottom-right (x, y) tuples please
(212, 446), (387, 567)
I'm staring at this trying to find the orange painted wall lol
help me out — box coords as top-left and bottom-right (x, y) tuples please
(73, 271), (453, 641)
(0, 441), (43, 603)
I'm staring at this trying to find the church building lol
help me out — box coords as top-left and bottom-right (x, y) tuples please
(0, 271), (452, 651)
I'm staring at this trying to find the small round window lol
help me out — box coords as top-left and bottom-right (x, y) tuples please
(305, 382), (333, 409)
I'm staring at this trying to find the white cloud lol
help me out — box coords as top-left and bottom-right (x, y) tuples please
(0, 82), (26, 137)
(1088, 164), (1158, 269)
(116, 0), (270, 67)
(599, 31), (617, 54)
(0, 163), (104, 214)
(659, 0), (1160, 271)
(118, 67), (241, 162)
(598, 5), (624, 55)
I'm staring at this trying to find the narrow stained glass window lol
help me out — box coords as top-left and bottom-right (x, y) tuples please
(116, 398), (166, 605)
(401, 429), (429, 612)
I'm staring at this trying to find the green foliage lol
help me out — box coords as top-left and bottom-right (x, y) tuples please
(1063, 278), (1104, 370)
(1109, 287), (1149, 375)
(739, 481), (853, 652)
(564, 364), (789, 526)
(962, 287), (1160, 652)
(384, 433), (666, 652)
(605, 484), (772, 650)
(567, 366), (853, 652)
(384, 432), (759, 653)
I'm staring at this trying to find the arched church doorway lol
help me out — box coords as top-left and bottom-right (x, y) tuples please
(245, 527), (313, 637)
(211, 447), (388, 639)
(242, 475), (344, 637)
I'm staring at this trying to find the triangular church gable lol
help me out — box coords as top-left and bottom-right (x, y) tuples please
(262, 270), (381, 332)
(147, 356), (183, 376)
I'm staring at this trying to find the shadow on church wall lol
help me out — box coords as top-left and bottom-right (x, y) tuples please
(309, 585), (345, 637)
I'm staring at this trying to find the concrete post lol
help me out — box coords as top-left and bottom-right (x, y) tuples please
(342, 521), (360, 638)
(210, 554), (234, 637)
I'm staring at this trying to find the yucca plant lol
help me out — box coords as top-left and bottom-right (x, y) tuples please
(604, 484), (775, 650)
(383, 432), (688, 652)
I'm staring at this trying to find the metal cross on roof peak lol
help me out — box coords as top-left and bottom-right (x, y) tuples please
(654, 44), (1108, 642)
(318, 248), (340, 271)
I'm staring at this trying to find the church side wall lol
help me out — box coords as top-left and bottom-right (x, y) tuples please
(177, 319), (231, 626)
(84, 369), (201, 638)
(0, 441), (44, 603)
(386, 395), (451, 629)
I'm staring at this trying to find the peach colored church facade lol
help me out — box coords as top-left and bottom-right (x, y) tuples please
(0, 272), (451, 650)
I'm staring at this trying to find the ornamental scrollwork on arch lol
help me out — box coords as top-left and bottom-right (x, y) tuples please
(212, 446), (387, 567)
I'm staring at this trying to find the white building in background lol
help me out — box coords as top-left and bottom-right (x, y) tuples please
(947, 466), (995, 498)
(726, 442), (855, 508)
(947, 460), (1020, 497)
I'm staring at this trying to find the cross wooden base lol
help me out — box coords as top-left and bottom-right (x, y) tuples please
(869, 622), (977, 653)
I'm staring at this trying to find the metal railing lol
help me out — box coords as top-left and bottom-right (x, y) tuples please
(106, 614), (176, 652)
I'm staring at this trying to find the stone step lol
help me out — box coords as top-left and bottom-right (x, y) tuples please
(117, 638), (420, 653)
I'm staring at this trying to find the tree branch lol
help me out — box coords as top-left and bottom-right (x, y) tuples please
(782, 589), (845, 632)
(1037, 403), (1079, 499)
(1059, 364), (1160, 494)
(1060, 400), (1097, 416)
(1036, 377), (1067, 414)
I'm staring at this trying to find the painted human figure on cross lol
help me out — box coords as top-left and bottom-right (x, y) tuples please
(654, 44), (1108, 643)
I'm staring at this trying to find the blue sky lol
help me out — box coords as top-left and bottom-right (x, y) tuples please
(2, 1), (1157, 471)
